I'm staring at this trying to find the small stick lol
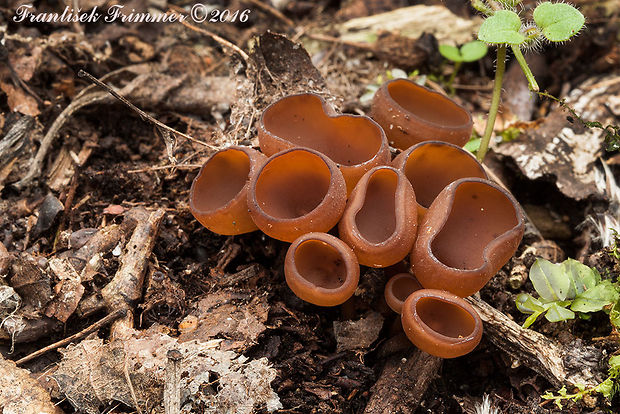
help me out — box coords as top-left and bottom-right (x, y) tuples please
(15, 309), (126, 365)
(164, 349), (183, 414)
(243, 0), (295, 27)
(78, 70), (213, 151)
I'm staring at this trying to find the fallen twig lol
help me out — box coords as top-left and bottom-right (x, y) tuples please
(243, 0), (295, 27)
(15, 309), (125, 365)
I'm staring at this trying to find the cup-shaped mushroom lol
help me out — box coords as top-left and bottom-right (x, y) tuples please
(384, 273), (423, 314)
(285, 232), (360, 306)
(190, 146), (267, 235)
(411, 178), (525, 297)
(392, 141), (487, 220)
(338, 166), (417, 268)
(258, 93), (390, 193)
(401, 289), (483, 358)
(370, 79), (473, 150)
(247, 148), (347, 242)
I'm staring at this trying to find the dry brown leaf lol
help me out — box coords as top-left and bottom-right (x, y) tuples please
(0, 356), (61, 414)
(0, 82), (40, 116)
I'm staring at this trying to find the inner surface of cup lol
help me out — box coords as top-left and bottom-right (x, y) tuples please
(255, 150), (331, 219)
(431, 181), (519, 269)
(416, 296), (476, 338)
(403, 143), (486, 208)
(294, 239), (346, 289)
(391, 275), (422, 302)
(262, 94), (383, 165)
(192, 149), (250, 212)
(354, 168), (398, 243)
(387, 81), (471, 128)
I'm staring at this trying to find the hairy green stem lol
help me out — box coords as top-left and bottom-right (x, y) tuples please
(477, 45), (506, 162)
(511, 45), (539, 92)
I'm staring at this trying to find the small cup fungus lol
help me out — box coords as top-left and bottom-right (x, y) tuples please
(258, 93), (390, 193)
(338, 166), (417, 268)
(384, 273), (422, 314)
(370, 79), (473, 150)
(247, 148), (347, 243)
(411, 178), (525, 297)
(401, 289), (483, 358)
(285, 232), (360, 306)
(190, 146), (267, 235)
(392, 141), (487, 219)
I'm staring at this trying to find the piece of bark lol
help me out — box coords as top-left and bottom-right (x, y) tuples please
(467, 295), (604, 388)
(364, 347), (442, 414)
(101, 207), (165, 339)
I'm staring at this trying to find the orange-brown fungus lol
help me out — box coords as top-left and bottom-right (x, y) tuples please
(247, 148), (347, 242)
(285, 232), (360, 306)
(370, 79), (473, 150)
(392, 141), (487, 220)
(190, 146), (266, 235)
(259, 93), (390, 193)
(384, 273), (422, 314)
(411, 178), (525, 297)
(339, 166), (417, 267)
(401, 289), (482, 358)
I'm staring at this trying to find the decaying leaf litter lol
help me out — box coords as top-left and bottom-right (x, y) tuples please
(0, 0), (619, 412)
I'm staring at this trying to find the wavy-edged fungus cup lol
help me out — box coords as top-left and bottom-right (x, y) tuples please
(411, 178), (525, 297)
(401, 289), (482, 358)
(370, 79), (473, 149)
(384, 273), (423, 314)
(247, 148), (347, 242)
(285, 232), (360, 306)
(338, 166), (417, 268)
(258, 93), (390, 193)
(392, 141), (487, 220)
(190, 146), (266, 235)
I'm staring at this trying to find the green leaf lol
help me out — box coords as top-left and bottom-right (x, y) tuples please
(562, 258), (598, 297)
(571, 280), (619, 313)
(594, 378), (615, 399)
(439, 44), (463, 62)
(533, 2), (585, 42)
(544, 302), (575, 322)
(522, 310), (544, 329)
(610, 300), (620, 329)
(529, 258), (571, 302)
(478, 10), (525, 45)
(460, 41), (488, 62)
(464, 137), (481, 153)
(516, 293), (545, 314)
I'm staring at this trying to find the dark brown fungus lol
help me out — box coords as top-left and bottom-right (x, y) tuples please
(392, 141), (487, 220)
(384, 273), (422, 314)
(370, 79), (473, 150)
(338, 166), (417, 268)
(411, 178), (525, 297)
(247, 148), (347, 242)
(190, 146), (266, 235)
(258, 93), (390, 193)
(401, 289), (482, 358)
(285, 232), (360, 306)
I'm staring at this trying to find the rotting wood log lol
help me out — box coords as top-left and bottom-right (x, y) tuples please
(467, 295), (604, 388)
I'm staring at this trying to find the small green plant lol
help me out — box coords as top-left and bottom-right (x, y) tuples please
(439, 40), (488, 93)
(472, 0), (585, 161)
(516, 258), (620, 328)
(541, 355), (620, 409)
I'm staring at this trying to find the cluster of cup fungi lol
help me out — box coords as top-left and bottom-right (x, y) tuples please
(190, 79), (525, 359)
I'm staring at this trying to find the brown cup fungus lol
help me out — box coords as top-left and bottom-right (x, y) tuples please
(285, 232), (359, 306)
(392, 141), (487, 220)
(384, 273), (423, 314)
(411, 178), (525, 297)
(370, 79), (473, 150)
(258, 93), (390, 193)
(247, 148), (347, 243)
(338, 166), (417, 268)
(401, 289), (483, 358)
(190, 146), (267, 235)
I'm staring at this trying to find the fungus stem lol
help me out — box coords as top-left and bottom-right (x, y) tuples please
(511, 45), (539, 92)
(477, 45), (506, 162)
